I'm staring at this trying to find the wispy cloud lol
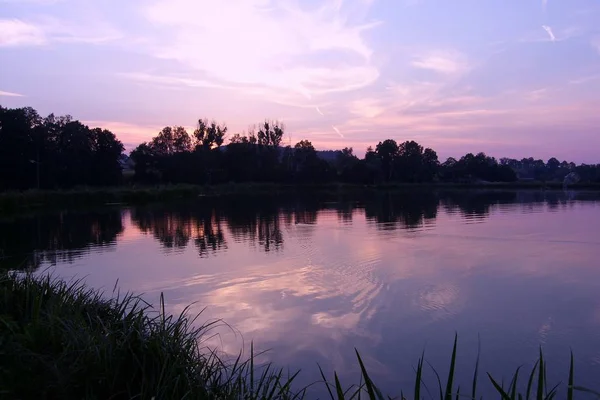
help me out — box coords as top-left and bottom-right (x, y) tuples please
(134, 0), (380, 104)
(542, 25), (556, 42)
(524, 88), (549, 102)
(592, 37), (600, 54)
(331, 125), (343, 138)
(411, 50), (469, 74)
(0, 19), (45, 46)
(0, 90), (24, 97)
(519, 25), (582, 43)
(349, 98), (387, 119)
(0, 16), (121, 47)
(120, 72), (229, 90)
(569, 75), (600, 84)
(0, 0), (65, 3)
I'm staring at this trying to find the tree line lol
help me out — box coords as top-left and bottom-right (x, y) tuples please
(1, 105), (599, 190)
(0, 106), (123, 190)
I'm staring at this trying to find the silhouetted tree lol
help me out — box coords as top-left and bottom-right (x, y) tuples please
(257, 120), (284, 148)
(2, 105), (598, 190)
(375, 139), (399, 181)
(0, 106), (124, 189)
(193, 119), (227, 151)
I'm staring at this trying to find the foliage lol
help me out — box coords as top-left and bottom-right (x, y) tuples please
(2, 105), (600, 190)
(1, 272), (599, 399)
(0, 272), (301, 399)
(0, 106), (124, 190)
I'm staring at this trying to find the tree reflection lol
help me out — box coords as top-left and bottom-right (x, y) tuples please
(0, 209), (123, 271)
(130, 204), (227, 257)
(439, 191), (518, 218)
(3, 190), (598, 270)
(363, 191), (438, 230)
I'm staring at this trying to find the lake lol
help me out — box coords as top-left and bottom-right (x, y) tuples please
(2, 189), (600, 396)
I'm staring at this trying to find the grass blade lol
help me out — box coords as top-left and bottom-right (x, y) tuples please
(526, 360), (540, 400)
(334, 372), (345, 400)
(355, 349), (384, 400)
(488, 373), (512, 400)
(537, 348), (544, 400)
(426, 360), (443, 400)
(415, 351), (425, 400)
(510, 366), (522, 400)
(472, 337), (480, 400)
(573, 386), (600, 398)
(567, 351), (574, 400)
(445, 333), (458, 400)
(318, 363), (335, 400)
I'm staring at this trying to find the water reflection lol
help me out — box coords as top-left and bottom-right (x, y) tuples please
(2, 190), (598, 266)
(0, 209), (123, 270)
(2, 190), (600, 396)
(131, 206), (228, 256)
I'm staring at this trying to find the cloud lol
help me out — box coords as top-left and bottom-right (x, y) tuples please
(0, 19), (46, 46)
(0, 0), (65, 3)
(0, 90), (24, 97)
(519, 26), (581, 43)
(569, 75), (600, 84)
(411, 50), (469, 74)
(524, 88), (549, 102)
(136, 0), (381, 104)
(0, 17), (121, 47)
(120, 72), (229, 90)
(542, 25), (556, 42)
(331, 125), (343, 138)
(592, 37), (600, 54)
(348, 97), (387, 118)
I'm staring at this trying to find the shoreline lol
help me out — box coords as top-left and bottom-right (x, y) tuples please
(1, 181), (599, 214)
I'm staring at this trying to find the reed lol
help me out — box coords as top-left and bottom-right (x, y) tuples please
(1, 272), (598, 399)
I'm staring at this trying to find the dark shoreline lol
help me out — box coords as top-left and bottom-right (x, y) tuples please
(1, 182), (599, 214)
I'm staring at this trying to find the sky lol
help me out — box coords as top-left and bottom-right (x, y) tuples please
(1, 0), (599, 162)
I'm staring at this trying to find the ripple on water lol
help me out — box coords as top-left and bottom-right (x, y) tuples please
(414, 283), (463, 321)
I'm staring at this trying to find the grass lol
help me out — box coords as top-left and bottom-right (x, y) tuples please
(2, 181), (600, 214)
(1, 272), (599, 399)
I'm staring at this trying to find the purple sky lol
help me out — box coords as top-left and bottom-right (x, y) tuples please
(1, 0), (599, 162)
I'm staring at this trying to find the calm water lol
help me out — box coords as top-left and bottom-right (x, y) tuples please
(2, 190), (600, 395)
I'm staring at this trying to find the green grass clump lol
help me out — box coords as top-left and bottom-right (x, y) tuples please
(0, 273), (301, 399)
(1, 272), (599, 399)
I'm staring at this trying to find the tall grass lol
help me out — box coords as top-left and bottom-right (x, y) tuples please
(1, 272), (598, 399)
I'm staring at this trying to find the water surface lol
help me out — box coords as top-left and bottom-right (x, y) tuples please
(2, 190), (600, 395)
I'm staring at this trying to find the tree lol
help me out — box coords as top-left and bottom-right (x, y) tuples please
(293, 140), (317, 172)
(150, 127), (175, 156)
(173, 126), (192, 153)
(292, 140), (331, 182)
(422, 148), (439, 182)
(375, 139), (399, 181)
(90, 128), (125, 185)
(193, 119), (227, 151)
(130, 142), (160, 183)
(229, 133), (249, 144)
(257, 120), (284, 148)
(0, 106), (42, 189)
(397, 140), (424, 182)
